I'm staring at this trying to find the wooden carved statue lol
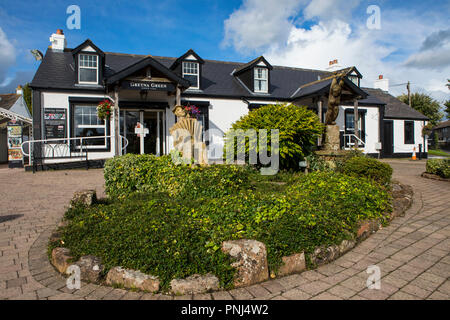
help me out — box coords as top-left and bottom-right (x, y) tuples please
(170, 105), (208, 165)
(325, 77), (345, 125)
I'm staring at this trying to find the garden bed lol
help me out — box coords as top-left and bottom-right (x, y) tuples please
(47, 154), (404, 295)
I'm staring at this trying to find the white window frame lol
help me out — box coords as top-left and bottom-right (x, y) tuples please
(182, 61), (199, 89)
(73, 105), (107, 149)
(254, 67), (268, 93)
(78, 54), (99, 84)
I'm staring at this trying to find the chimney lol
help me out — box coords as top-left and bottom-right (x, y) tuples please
(374, 75), (389, 92)
(49, 29), (66, 51)
(16, 85), (23, 95)
(326, 59), (342, 72)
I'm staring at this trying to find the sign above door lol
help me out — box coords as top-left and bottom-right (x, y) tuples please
(122, 80), (175, 91)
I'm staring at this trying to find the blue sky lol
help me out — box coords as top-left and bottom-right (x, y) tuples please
(0, 0), (449, 103)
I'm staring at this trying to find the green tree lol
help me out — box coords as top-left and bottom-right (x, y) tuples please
(22, 83), (32, 115)
(398, 92), (443, 126)
(445, 100), (450, 119)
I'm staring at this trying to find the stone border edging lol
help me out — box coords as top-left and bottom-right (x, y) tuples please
(421, 172), (450, 182)
(31, 183), (414, 298)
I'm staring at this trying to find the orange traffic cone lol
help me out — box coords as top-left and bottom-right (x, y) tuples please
(412, 147), (417, 161)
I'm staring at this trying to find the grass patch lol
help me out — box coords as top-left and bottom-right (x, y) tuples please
(428, 149), (450, 157)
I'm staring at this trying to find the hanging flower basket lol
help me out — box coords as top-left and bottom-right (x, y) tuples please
(183, 105), (200, 119)
(97, 100), (112, 121)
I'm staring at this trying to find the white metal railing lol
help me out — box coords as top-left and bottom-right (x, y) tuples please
(21, 135), (129, 167)
(343, 134), (365, 150)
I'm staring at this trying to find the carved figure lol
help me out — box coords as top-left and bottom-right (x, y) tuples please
(325, 77), (345, 125)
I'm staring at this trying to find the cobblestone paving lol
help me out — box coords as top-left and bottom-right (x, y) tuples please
(0, 160), (449, 300)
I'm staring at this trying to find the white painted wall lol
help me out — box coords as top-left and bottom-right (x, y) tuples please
(40, 91), (117, 162)
(335, 105), (381, 154)
(182, 97), (281, 160)
(389, 119), (428, 154)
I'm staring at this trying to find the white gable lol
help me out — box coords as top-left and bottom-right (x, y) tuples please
(82, 46), (97, 52)
(185, 54), (197, 61)
(257, 61), (267, 67)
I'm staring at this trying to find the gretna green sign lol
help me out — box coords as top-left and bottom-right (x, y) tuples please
(122, 80), (175, 91)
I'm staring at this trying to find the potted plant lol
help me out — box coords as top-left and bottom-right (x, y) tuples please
(97, 100), (112, 121)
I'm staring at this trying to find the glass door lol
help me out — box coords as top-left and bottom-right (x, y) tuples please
(121, 110), (165, 155)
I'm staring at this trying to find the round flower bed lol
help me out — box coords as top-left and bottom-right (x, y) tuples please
(48, 154), (405, 294)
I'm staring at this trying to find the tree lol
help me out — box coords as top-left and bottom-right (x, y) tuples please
(22, 83), (32, 115)
(445, 100), (450, 119)
(398, 92), (443, 126)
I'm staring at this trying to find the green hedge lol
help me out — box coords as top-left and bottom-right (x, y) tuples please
(341, 157), (393, 186)
(426, 159), (450, 178)
(225, 103), (324, 170)
(104, 154), (253, 198)
(59, 171), (390, 290)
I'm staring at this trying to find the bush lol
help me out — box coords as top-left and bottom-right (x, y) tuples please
(341, 157), (393, 186)
(59, 171), (390, 289)
(104, 154), (253, 198)
(426, 159), (450, 178)
(224, 103), (324, 170)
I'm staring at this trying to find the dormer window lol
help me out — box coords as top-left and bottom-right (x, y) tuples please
(254, 67), (268, 93)
(79, 54), (98, 84)
(182, 61), (199, 89)
(348, 75), (360, 87)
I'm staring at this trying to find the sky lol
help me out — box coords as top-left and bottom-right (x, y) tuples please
(0, 0), (449, 108)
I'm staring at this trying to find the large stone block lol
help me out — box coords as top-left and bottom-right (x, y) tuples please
(51, 248), (73, 274)
(73, 255), (104, 283)
(277, 252), (306, 277)
(70, 190), (97, 208)
(170, 274), (220, 295)
(310, 245), (340, 266)
(222, 239), (269, 288)
(106, 267), (160, 293)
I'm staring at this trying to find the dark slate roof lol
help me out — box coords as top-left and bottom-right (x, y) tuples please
(292, 76), (368, 100)
(433, 120), (450, 129)
(362, 88), (429, 120)
(0, 94), (20, 111)
(234, 56), (273, 75)
(30, 48), (330, 99)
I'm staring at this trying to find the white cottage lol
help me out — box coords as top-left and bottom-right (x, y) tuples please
(28, 30), (428, 170)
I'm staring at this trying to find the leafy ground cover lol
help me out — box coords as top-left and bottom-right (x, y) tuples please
(53, 154), (392, 291)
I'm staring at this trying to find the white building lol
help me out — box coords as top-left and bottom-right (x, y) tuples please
(28, 30), (428, 170)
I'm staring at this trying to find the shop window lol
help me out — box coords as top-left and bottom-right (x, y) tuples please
(404, 121), (415, 144)
(73, 105), (106, 147)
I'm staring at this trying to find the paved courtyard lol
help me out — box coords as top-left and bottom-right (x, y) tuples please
(0, 160), (449, 300)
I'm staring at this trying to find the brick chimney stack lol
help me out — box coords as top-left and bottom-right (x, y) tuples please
(16, 85), (23, 95)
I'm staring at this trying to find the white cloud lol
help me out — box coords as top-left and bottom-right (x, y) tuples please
(0, 27), (16, 86)
(303, 0), (361, 21)
(222, 0), (306, 53)
(222, 0), (450, 103)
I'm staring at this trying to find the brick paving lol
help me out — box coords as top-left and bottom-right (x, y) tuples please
(0, 160), (449, 300)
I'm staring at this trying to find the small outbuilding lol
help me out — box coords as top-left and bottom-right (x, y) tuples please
(0, 86), (32, 168)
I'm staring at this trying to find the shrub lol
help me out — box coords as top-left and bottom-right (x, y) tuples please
(59, 171), (390, 289)
(426, 159), (450, 178)
(341, 157), (393, 186)
(104, 154), (253, 198)
(224, 103), (324, 170)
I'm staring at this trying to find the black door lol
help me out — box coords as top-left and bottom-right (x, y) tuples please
(383, 121), (394, 157)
